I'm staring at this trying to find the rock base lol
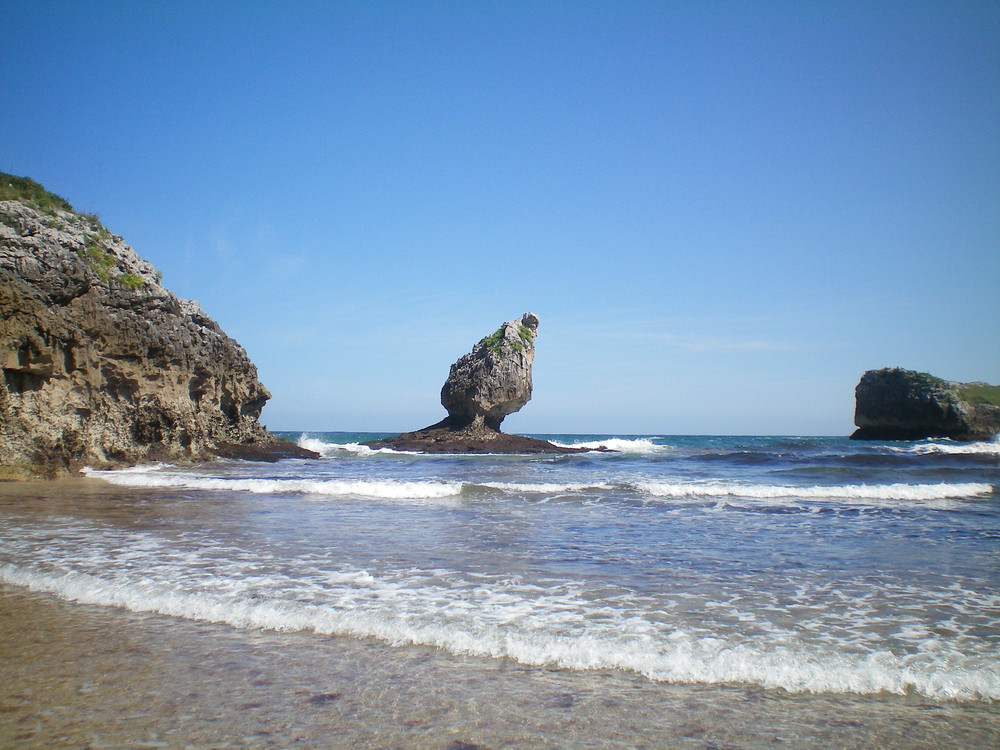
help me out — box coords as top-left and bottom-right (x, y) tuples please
(364, 419), (587, 454)
(213, 436), (319, 462)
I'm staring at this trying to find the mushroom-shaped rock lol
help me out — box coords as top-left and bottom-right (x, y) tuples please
(364, 313), (587, 453)
(441, 312), (539, 430)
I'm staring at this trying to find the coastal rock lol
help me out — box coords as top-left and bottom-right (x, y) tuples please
(851, 367), (1000, 441)
(441, 312), (539, 431)
(366, 313), (585, 453)
(0, 174), (315, 476)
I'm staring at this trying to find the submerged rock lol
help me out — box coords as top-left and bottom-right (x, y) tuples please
(367, 313), (585, 454)
(0, 173), (315, 476)
(851, 367), (1000, 441)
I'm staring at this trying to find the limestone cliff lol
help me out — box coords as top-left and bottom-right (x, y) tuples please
(851, 367), (1000, 441)
(367, 313), (584, 453)
(0, 174), (313, 476)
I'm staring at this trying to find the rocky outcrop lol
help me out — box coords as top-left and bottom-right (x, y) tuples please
(0, 174), (314, 477)
(366, 313), (584, 453)
(441, 312), (539, 431)
(851, 367), (1000, 441)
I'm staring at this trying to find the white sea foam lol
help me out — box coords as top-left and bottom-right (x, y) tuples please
(480, 481), (613, 493)
(11, 431), (1000, 706)
(634, 481), (995, 502)
(889, 439), (1000, 456)
(550, 437), (669, 453)
(296, 435), (410, 456)
(84, 467), (463, 499)
(2, 557), (996, 701)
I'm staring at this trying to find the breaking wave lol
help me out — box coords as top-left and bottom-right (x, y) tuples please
(550, 437), (669, 453)
(296, 434), (410, 456)
(2, 558), (996, 702)
(888, 439), (1000, 456)
(84, 467), (463, 500)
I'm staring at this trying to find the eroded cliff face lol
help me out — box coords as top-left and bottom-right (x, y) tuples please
(0, 188), (310, 476)
(851, 368), (1000, 441)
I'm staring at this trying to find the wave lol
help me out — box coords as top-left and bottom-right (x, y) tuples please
(83, 467), (463, 500)
(888, 440), (1000, 456)
(634, 481), (995, 502)
(2, 561), (995, 702)
(549, 437), (669, 453)
(480, 481), (613, 493)
(296, 434), (411, 456)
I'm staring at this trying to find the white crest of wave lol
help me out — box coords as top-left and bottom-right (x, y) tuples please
(296, 434), (409, 456)
(2, 561), (996, 702)
(84, 467), (463, 499)
(551, 437), (668, 453)
(635, 481), (994, 502)
(892, 439), (1000, 456)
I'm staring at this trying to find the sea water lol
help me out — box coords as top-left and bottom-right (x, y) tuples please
(1, 434), (998, 747)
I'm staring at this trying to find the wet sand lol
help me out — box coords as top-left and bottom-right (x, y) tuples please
(2, 584), (998, 749)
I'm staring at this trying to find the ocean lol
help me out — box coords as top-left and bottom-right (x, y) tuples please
(1, 433), (998, 748)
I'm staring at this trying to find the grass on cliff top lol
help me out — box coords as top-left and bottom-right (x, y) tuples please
(901, 370), (949, 388)
(957, 383), (1000, 407)
(1, 171), (148, 289)
(0, 172), (74, 213)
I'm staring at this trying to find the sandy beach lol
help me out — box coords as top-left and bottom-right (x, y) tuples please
(4, 584), (1000, 749)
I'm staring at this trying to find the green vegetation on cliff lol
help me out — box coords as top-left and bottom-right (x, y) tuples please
(483, 323), (536, 356)
(957, 383), (1000, 407)
(0, 172), (74, 214)
(484, 326), (506, 355)
(895, 371), (1000, 407)
(904, 370), (949, 389)
(1, 173), (148, 290)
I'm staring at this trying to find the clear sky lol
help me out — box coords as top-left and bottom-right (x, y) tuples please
(5, 1), (999, 435)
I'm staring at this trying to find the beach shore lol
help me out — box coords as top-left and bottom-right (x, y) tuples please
(2, 583), (997, 749)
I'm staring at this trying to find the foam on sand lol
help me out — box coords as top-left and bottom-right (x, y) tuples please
(1, 557), (995, 702)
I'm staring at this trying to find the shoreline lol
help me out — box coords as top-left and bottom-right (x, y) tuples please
(2, 584), (997, 749)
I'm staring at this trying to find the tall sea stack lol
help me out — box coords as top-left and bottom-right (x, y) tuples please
(366, 313), (582, 453)
(0, 173), (314, 477)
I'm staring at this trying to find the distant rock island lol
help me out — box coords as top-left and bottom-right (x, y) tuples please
(366, 313), (585, 453)
(0, 173), (315, 477)
(851, 367), (1000, 441)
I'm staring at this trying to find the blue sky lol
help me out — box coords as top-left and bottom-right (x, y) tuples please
(5, 1), (999, 435)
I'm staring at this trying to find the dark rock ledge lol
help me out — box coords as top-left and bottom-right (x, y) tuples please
(365, 313), (588, 454)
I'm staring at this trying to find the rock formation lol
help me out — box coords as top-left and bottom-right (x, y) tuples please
(0, 173), (315, 477)
(851, 367), (1000, 441)
(366, 313), (584, 453)
(441, 312), (539, 432)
